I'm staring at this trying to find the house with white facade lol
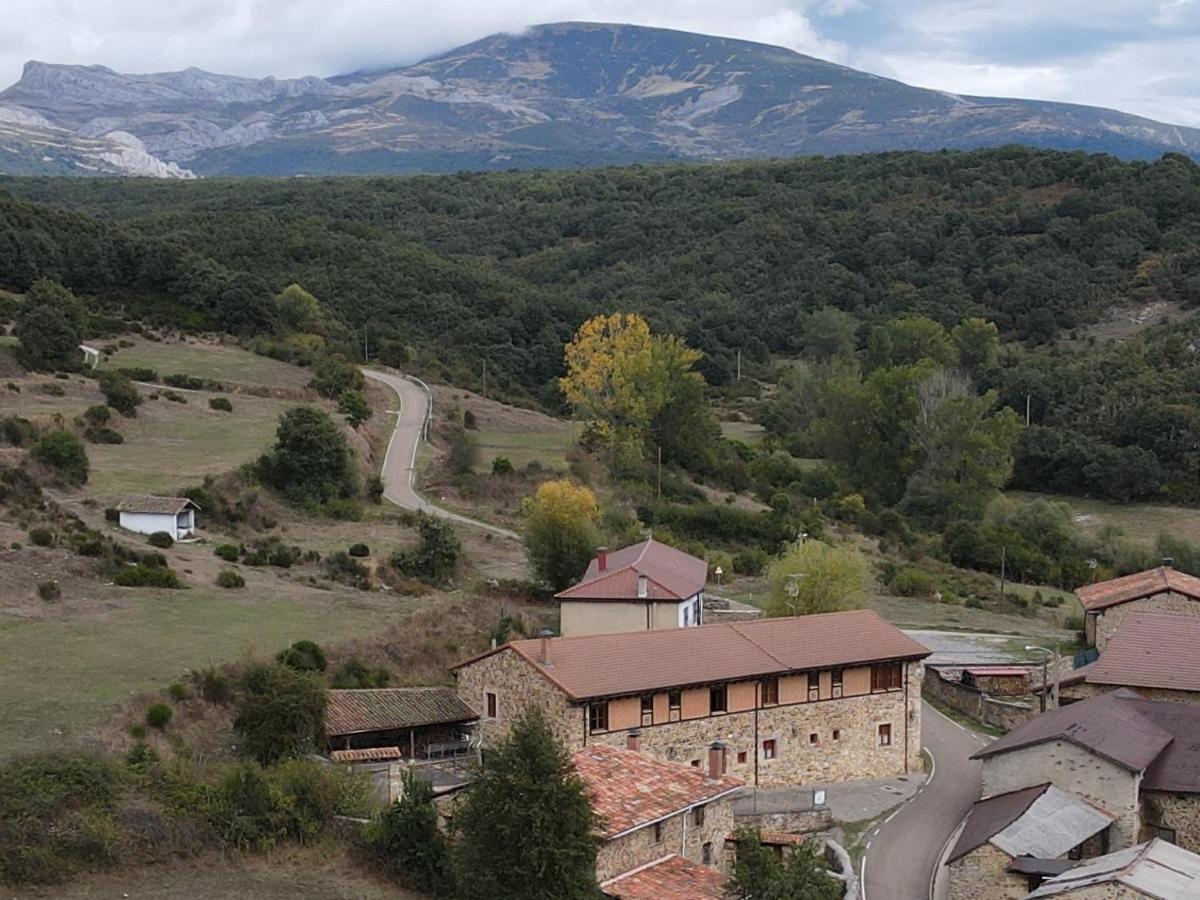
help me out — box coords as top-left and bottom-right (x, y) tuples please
(116, 495), (199, 540)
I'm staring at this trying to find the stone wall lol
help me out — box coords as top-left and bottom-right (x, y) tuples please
(981, 740), (1141, 848)
(1050, 886), (1145, 900)
(596, 796), (736, 881)
(1092, 591), (1200, 649)
(948, 843), (1028, 900)
(1141, 791), (1200, 852)
(924, 667), (1036, 732)
(735, 808), (833, 834)
(1062, 681), (1200, 706)
(454, 647), (583, 749)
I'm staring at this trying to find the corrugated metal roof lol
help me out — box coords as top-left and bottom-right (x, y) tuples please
(1025, 839), (1200, 898)
(325, 688), (478, 737)
(116, 494), (199, 514)
(556, 539), (707, 602)
(1087, 613), (1200, 693)
(990, 785), (1114, 859)
(1076, 567), (1200, 612)
(948, 784), (1049, 863)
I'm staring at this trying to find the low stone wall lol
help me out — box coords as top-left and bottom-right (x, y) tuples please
(924, 668), (1035, 733)
(735, 808), (834, 834)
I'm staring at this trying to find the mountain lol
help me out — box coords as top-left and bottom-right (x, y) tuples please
(2, 22), (1199, 178)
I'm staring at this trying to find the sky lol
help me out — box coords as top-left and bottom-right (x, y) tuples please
(3, 0), (1199, 126)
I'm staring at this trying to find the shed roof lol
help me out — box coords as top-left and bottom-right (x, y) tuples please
(329, 746), (403, 763)
(989, 786), (1113, 859)
(455, 609), (929, 700)
(115, 494), (199, 515)
(601, 854), (727, 899)
(964, 666), (1031, 677)
(1086, 613), (1200, 693)
(1075, 567), (1200, 612)
(948, 784), (1050, 863)
(325, 688), (478, 737)
(1025, 839), (1200, 898)
(556, 539), (707, 602)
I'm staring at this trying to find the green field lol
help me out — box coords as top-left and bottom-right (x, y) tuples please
(475, 425), (574, 472)
(1008, 491), (1200, 546)
(0, 588), (411, 760)
(720, 420), (767, 445)
(104, 338), (311, 390)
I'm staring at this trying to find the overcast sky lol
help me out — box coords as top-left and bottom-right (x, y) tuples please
(4, 0), (1200, 126)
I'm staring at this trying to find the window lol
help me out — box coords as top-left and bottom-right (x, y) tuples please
(878, 723), (892, 747)
(702, 842), (713, 866)
(694, 805), (706, 827)
(1150, 825), (1177, 844)
(737, 750), (748, 764)
(653, 821), (664, 843)
(762, 676), (779, 706)
(709, 684), (727, 714)
(691, 760), (701, 768)
(641, 694), (654, 726)
(807, 670), (820, 701)
(683, 606), (690, 626)
(832, 668), (844, 698)
(485, 691), (497, 719)
(809, 732), (819, 745)
(872, 662), (903, 692)
(669, 690), (682, 710)
(589, 702), (609, 733)
(832, 729), (841, 742)
(762, 739), (777, 760)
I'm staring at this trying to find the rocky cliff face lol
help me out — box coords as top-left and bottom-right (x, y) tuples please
(2, 22), (1197, 178)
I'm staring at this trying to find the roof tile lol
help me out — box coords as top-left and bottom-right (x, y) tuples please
(115, 494), (198, 515)
(601, 854), (727, 899)
(1087, 613), (1200, 693)
(556, 539), (707, 601)
(326, 688), (478, 737)
(1075, 567), (1200, 611)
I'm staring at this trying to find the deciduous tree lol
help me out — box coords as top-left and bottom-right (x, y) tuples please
(764, 539), (867, 618)
(523, 480), (599, 590)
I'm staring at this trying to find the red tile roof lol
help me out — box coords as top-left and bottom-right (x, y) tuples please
(556, 539), (707, 602)
(455, 609), (929, 700)
(326, 687), (478, 737)
(572, 744), (742, 838)
(601, 854), (728, 899)
(1075, 567), (1200, 612)
(1087, 613), (1200, 693)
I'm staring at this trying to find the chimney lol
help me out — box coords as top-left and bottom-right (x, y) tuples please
(537, 628), (555, 665)
(637, 574), (648, 599)
(707, 742), (725, 779)
(1163, 557), (1175, 569)
(597, 547), (608, 571)
(626, 729), (642, 752)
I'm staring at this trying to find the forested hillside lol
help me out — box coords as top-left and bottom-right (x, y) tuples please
(3, 146), (1200, 500)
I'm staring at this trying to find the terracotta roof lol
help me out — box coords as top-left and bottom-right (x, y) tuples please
(572, 744), (742, 838)
(325, 688), (478, 737)
(963, 666), (1031, 677)
(115, 494), (199, 515)
(556, 539), (707, 602)
(601, 854), (727, 900)
(948, 784), (1113, 863)
(329, 746), (403, 763)
(455, 609), (929, 700)
(1086, 613), (1200, 693)
(1075, 567), (1200, 612)
(1026, 839), (1200, 898)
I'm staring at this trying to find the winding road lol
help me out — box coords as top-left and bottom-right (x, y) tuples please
(362, 368), (519, 540)
(862, 702), (988, 900)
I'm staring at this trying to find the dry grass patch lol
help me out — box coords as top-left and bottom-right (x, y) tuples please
(103, 335), (312, 392)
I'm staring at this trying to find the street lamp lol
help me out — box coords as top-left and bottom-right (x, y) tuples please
(1025, 644), (1060, 711)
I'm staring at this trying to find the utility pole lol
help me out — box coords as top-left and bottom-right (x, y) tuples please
(737, 349), (742, 383)
(482, 359), (488, 399)
(362, 326), (369, 364)
(657, 446), (662, 500)
(1026, 393), (1032, 426)
(999, 545), (1007, 600)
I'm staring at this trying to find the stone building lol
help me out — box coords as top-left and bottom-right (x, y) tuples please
(1059, 613), (1200, 705)
(962, 665), (1034, 697)
(573, 740), (741, 882)
(971, 690), (1200, 852)
(453, 609), (929, 788)
(1075, 566), (1200, 650)
(947, 783), (1115, 900)
(555, 539), (707, 637)
(1022, 839), (1200, 898)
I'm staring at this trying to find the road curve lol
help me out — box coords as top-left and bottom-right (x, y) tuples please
(862, 702), (988, 900)
(362, 368), (519, 540)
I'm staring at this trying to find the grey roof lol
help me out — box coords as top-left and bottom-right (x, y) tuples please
(116, 494), (199, 514)
(948, 784), (1050, 863)
(990, 785), (1114, 859)
(1025, 839), (1200, 899)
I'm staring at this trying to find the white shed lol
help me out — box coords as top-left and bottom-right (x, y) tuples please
(116, 495), (200, 540)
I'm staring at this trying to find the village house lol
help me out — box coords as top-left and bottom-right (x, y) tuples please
(961, 665), (1035, 696)
(971, 689), (1200, 852)
(1075, 566), (1200, 649)
(1058, 613), (1200, 705)
(555, 539), (708, 637)
(453, 609), (929, 788)
(1023, 839), (1200, 899)
(947, 783), (1115, 900)
(115, 494), (199, 540)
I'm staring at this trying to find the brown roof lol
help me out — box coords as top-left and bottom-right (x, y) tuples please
(325, 688), (478, 737)
(329, 746), (403, 763)
(1075, 567), (1200, 612)
(1086, 613), (1200, 693)
(947, 784), (1050, 862)
(572, 744), (742, 838)
(455, 609), (929, 700)
(115, 494), (199, 515)
(556, 539), (707, 602)
(964, 666), (1030, 677)
(601, 854), (727, 900)
(1121, 698), (1200, 793)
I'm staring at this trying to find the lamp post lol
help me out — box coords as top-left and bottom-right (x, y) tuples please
(1026, 644), (1060, 712)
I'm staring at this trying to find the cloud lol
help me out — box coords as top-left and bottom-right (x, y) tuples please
(0, 0), (1196, 126)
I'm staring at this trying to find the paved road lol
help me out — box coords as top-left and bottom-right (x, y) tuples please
(862, 702), (988, 900)
(362, 368), (519, 540)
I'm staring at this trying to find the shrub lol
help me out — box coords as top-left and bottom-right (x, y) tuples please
(392, 515), (461, 582)
(463, 409), (478, 430)
(323, 497), (362, 520)
(104, 507), (120, 522)
(148, 531), (174, 549)
(890, 567), (939, 598)
(145, 703), (173, 729)
(491, 456), (514, 475)
(116, 367), (157, 382)
(216, 570), (245, 589)
(128, 724), (147, 740)
(337, 389), (371, 428)
(162, 390), (187, 404)
(0, 415), (37, 447)
(198, 666), (233, 703)
(365, 769), (452, 894)
(234, 663), (327, 765)
(273, 759), (342, 842)
(82, 405), (111, 426)
(366, 475), (384, 503)
(29, 526), (55, 547)
(208, 396), (233, 412)
(84, 425), (124, 444)
(347, 542), (369, 557)
(276, 639), (327, 673)
(31, 430), (89, 485)
(211, 762), (289, 850)
(214, 543), (240, 562)
(324, 551), (370, 589)
(330, 657), (390, 689)
(446, 425), (479, 477)
(37, 580), (61, 601)
(733, 548), (768, 576)
(167, 682), (188, 702)
(140, 551), (168, 568)
(97, 371), (141, 417)
(125, 743), (159, 769)
(113, 564), (182, 588)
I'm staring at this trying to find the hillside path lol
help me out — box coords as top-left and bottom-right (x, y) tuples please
(362, 368), (519, 540)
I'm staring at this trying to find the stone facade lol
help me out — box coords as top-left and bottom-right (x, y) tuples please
(596, 796), (735, 881)
(924, 668), (1037, 731)
(1062, 681), (1200, 705)
(1041, 886), (1143, 900)
(981, 740), (1141, 848)
(948, 843), (1029, 900)
(454, 647), (583, 749)
(1141, 790), (1200, 852)
(1089, 591), (1200, 649)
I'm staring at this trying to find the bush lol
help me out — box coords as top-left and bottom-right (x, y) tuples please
(216, 570), (245, 589)
(167, 682), (188, 702)
(38, 580), (61, 601)
(148, 531), (174, 549)
(323, 497), (362, 520)
(463, 409), (478, 430)
(113, 564), (182, 588)
(890, 567), (939, 598)
(198, 666), (233, 704)
(325, 550), (370, 589)
(446, 425), (479, 477)
(491, 456), (514, 475)
(276, 640), (327, 673)
(162, 390), (187, 404)
(733, 548), (768, 576)
(82, 405), (111, 426)
(347, 542), (369, 557)
(211, 762), (289, 851)
(97, 371), (141, 417)
(145, 703), (173, 729)
(234, 663), (327, 765)
(365, 769), (452, 894)
(214, 543), (240, 562)
(330, 657), (391, 689)
(208, 397), (233, 412)
(104, 507), (120, 522)
(31, 430), (89, 485)
(392, 515), (461, 582)
(29, 527), (55, 547)
(366, 475), (384, 503)
(116, 367), (157, 382)
(84, 425), (124, 444)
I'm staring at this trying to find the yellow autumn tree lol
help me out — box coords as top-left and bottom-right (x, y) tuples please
(522, 480), (599, 590)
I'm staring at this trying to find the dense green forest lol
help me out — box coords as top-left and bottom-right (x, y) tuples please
(3, 147), (1200, 502)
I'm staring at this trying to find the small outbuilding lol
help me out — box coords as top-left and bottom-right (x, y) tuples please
(116, 495), (199, 540)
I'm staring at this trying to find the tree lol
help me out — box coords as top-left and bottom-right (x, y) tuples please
(275, 283), (326, 334)
(276, 639), (327, 673)
(951, 317), (999, 378)
(15, 303), (81, 372)
(26, 278), (85, 330)
(453, 711), (599, 900)
(97, 370), (141, 417)
(367, 769), (453, 895)
(337, 389), (371, 428)
(259, 407), (358, 505)
(523, 480), (599, 590)
(764, 540), (867, 618)
(797, 307), (858, 361)
(31, 430), (89, 485)
(233, 663), (326, 766)
(446, 424), (479, 477)
(392, 514), (461, 582)
(308, 353), (363, 399)
(866, 317), (955, 370)
(726, 827), (841, 900)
